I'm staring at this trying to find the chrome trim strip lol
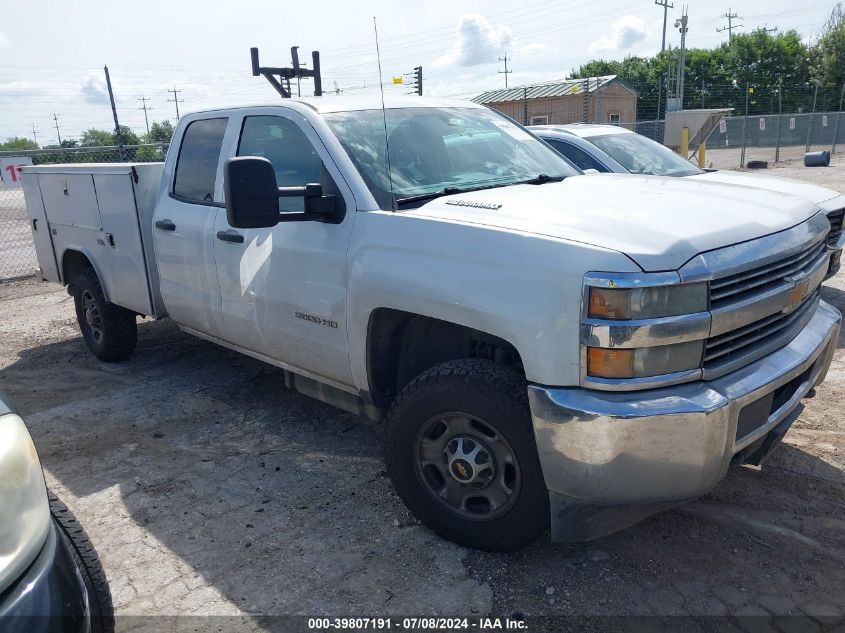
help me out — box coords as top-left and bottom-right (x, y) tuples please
(583, 271), (681, 289)
(709, 251), (829, 337)
(679, 212), (829, 283)
(580, 311), (711, 348)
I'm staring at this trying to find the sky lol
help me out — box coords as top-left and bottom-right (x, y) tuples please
(0, 0), (838, 143)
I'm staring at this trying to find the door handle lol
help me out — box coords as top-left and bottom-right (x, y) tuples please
(216, 230), (244, 244)
(155, 219), (176, 231)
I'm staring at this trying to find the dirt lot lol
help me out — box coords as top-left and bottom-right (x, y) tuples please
(1, 157), (844, 630)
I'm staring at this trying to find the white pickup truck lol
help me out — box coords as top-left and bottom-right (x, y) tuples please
(22, 96), (841, 550)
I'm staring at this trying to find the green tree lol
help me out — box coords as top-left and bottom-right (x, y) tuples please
(0, 137), (38, 151)
(114, 125), (140, 147)
(812, 4), (845, 87)
(145, 120), (174, 144)
(79, 128), (114, 147)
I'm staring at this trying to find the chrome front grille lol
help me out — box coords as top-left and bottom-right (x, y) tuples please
(704, 291), (820, 377)
(827, 208), (844, 246)
(709, 240), (826, 309)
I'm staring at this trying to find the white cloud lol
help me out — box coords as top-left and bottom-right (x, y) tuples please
(520, 42), (556, 57)
(587, 16), (647, 56)
(436, 14), (513, 67)
(81, 76), (110, 105)
(0, 29), (9, 47)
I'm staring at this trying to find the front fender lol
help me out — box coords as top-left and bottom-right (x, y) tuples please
(346, 211), (638, 392)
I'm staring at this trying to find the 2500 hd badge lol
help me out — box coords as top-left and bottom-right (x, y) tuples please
(295, 311), (339, 329)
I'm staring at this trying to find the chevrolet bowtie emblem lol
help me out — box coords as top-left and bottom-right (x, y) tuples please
(784, 277), (811, 313)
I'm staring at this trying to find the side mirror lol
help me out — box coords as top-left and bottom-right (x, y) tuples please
(224, 156), (338, 228)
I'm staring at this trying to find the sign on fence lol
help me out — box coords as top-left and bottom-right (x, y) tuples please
(759, 118), (766, 131)
(823, 115), (828, 127)
(789, 117), (796, 130)
(719, 119), (727, 133)
(0, 157), (32, 188)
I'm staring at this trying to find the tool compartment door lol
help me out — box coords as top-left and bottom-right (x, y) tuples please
(20, 174), (60, 282)
(94, 173), (154, 316)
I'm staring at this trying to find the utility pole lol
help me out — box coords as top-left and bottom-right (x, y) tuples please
(717, 9), (742, 41)
(675, 8), (689, 109)
(655, 0), (674, 52)
(30, 123), (38, 147)
(138, 94), (153, 135)
(757, 24), (778, 34)
(498, 53), (512, 88)
(52, 113), (62, 145)
(104, 65), (125, 160)
(167, 86), (182, 121)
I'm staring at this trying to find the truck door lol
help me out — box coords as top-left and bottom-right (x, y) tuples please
(153, 117), (228, 337)
(212, 112), (357, 388)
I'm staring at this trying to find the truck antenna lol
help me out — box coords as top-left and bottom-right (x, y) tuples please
(250, 46), (323, 98)
(374, 17), (396, 211)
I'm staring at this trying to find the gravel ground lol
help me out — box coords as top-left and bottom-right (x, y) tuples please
(0, 156), (843, 630)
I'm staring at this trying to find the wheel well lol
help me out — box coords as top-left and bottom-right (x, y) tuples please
(366, 309), (524, 408)
(62, 250), (94, 287)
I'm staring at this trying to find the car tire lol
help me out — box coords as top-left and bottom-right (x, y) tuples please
(73, 267), (137, 361)
(384, 359), (549, 551)
(48, 490), (114, 633)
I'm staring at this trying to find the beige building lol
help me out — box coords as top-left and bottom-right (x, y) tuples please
(474, 76), (638, 127)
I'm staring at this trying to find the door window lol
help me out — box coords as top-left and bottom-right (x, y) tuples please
(238, 116), (324, 212)
(173, 118), (228, 203)
(546, 140), (606, 172)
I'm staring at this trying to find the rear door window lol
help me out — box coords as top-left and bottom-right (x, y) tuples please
(546, 140), (606, 172)
(173, 117), (228, 203)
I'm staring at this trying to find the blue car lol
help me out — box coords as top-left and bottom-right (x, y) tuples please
(0, 391), (113, 633)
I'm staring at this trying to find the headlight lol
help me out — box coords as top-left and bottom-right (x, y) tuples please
(588, 283), (707, 319)
(583, 274), (710, 386)
(0, 412), (50, 594)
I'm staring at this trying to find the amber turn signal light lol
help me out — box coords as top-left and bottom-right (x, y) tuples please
(588, 287), (631, 319)
(587, 347), (634, 378)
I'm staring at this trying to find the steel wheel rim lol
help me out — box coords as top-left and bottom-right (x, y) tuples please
(413, 412), (521, 521)
(81, 290), (104, 343)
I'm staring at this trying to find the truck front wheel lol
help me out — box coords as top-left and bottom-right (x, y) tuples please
(385, 359), (549, 551)
(73, 268), (137, 361)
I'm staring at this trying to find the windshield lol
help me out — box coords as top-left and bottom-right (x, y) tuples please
(324, 107), (578, 208)
(587, 133), (703, 177)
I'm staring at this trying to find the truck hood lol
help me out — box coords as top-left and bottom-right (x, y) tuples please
(690, 170), (842, 208)
(406, 174), (821, 271)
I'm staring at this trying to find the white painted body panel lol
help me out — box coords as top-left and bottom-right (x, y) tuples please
(690, 170), (844, 209)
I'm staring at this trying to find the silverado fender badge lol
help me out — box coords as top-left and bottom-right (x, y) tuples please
(444, 199), (502, 211)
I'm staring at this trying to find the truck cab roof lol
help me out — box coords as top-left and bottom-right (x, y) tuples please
(187, 95), (486, 117)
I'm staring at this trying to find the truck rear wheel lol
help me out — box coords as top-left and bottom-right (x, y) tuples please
(384, 359), (549, 551)
(73, 268), (137, 361)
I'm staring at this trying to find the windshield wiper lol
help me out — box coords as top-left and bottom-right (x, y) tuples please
(517, 173), (567, 185)
(395, 186), (480, 207)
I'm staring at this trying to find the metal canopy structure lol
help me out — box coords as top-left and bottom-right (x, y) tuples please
(473, 75), (635, 104)
(664, 108), (733, 150)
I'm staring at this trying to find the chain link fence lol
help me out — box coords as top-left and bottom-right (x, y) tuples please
(0, 144), (168, 281)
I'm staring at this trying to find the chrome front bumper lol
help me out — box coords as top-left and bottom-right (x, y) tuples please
(528, 299), (841, 542)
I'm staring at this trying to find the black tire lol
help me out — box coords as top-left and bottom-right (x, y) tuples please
(384, 359), (549, 551)
(73, 267), (137, 361)
(48, 490), (114, 633)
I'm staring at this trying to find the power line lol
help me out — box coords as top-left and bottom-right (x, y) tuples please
(138, 94), (153, 135)
(31, 123), (38, 146)
(167, 86), (183, 121)
(717, 9), (743, 40)
(498, 53), (512, 88)
(655, 0), (674, 52)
